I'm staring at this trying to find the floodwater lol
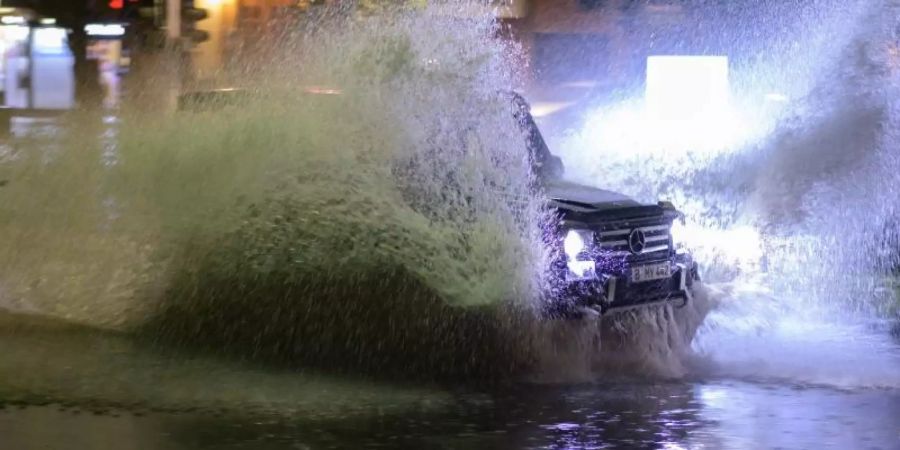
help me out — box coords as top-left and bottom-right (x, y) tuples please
(2, 1), (900, 448)
(1, 312), (898, 450)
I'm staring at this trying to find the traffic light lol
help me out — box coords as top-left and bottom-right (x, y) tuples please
(125, 0), (160, 22)
(113, 0), (150, 24)
(181, 0), (209, 44)
(123, 0), (165, 49)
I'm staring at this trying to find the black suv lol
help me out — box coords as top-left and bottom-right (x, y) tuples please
(178, 89), (701, 318)
(508, 92), (700, 317)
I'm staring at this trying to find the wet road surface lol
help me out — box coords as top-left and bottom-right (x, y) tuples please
(1, 311), (899, 450)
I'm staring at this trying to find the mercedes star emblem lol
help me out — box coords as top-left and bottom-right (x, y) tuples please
(628, 229), (646, 254)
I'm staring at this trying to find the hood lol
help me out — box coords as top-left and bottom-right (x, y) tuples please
(544, 179), (641, 211)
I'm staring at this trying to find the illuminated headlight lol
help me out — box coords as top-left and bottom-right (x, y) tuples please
(563, 229), (595, 279)
(670, 219), (689, 252)
(564, 229), (589, 258)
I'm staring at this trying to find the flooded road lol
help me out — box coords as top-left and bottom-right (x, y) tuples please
(1, 2), (899, 448)
(2, 312), (898, 450)
(3, 384), (899, 450)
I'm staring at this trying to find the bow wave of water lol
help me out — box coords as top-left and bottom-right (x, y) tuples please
(0, 1), (898, 387)
(0, 6), (561, 380)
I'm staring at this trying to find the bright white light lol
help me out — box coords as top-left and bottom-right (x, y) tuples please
(642, 55), (747, 156)
(670, 219), (689, 251)
(563, 229), (595, 279)
(563, 229), (586, 259)
(567, 260), (595, 278)
(566, 55), (754, 167)
(1, 16), (25, 25)
(646, 55), (730, 122)
(765, 92), (789, 103)
(530, 101), (575, 118)
(2, 25), (29, 41)
(577, 100), (748, 161)
(40, 18), (57, 26)
(33, 28), (68, 54)
(672, 221), (765, 272)
(718, 225), (764, 267)
(85, 24), (126, 37)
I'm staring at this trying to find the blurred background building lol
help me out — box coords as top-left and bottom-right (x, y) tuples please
(0, 0), (703, 114)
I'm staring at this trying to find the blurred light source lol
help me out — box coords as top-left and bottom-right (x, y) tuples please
(85, 23), (126, 37)
(646, 55), (730, 122)
(564, 229), (596, 279)
(303, 87), (342, 95)
(3, 25), (29, 41)
(33, 27), (69, 54)
(634, 55), (746, 156)
(1, 16), (26, 25)
(530, 101), (575, 118)
(673, 221), (764, 271)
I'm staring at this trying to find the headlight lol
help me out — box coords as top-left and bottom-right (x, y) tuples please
(670, 219), (689, 251)
(563, 229), (589, 259)
(670, 220), (765, 272)
(563, 229), (595, 279)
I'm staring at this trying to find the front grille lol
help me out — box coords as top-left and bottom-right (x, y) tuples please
(594, 220), (672, 262)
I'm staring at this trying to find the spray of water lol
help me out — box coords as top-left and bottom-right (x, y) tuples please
(2, 0), (896, 386)
(550, 0), (900, 388)
(0, 5), (574, 381)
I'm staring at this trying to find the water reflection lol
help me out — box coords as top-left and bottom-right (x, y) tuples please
(1, 313), (899, 449)
(495, 384), (712, 449)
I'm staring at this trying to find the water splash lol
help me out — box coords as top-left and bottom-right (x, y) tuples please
(0, 5), (560, 380)
(548, 0), (900, 387)
(1, 0), (897, 385)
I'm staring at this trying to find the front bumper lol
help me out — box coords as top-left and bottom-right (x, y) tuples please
(600, 261), (694, 315)
(549, 257), (697, 318)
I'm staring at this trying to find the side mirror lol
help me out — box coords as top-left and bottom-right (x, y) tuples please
(658, 201), (685, 223)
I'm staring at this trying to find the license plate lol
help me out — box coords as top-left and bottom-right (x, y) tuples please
(631, 262), (671, 283)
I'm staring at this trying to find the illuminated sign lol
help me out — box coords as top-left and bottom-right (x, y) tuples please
(85, 23), (126, 37)
(0, 16), (25, 25)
